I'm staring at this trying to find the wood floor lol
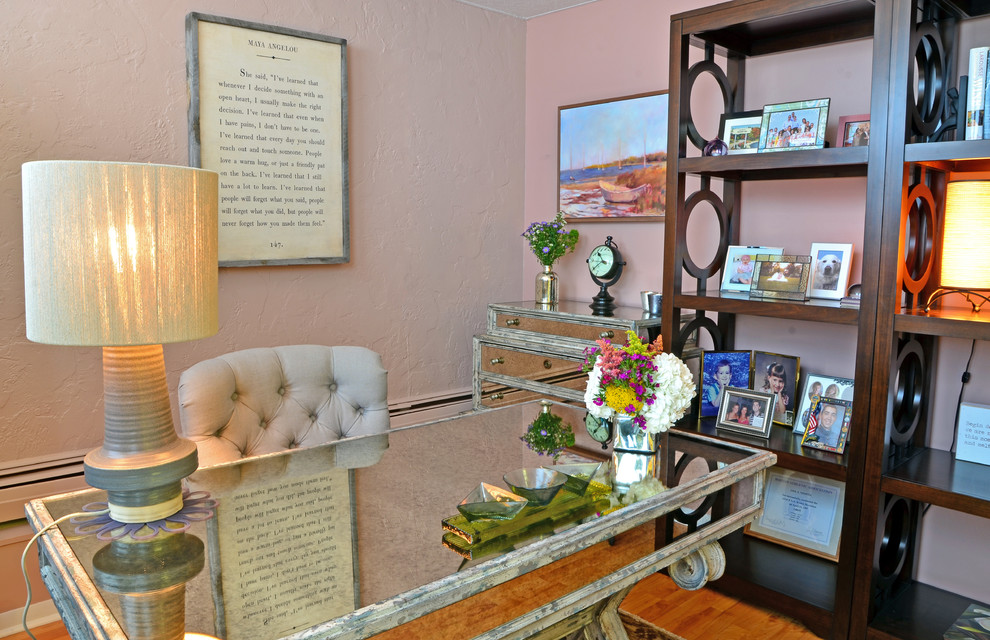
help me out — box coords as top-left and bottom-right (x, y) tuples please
(3, 572), (819, 640)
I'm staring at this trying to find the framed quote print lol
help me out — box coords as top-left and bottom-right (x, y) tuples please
(187, 13), (349, 266)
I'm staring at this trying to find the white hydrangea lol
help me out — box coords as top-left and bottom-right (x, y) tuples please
(584, 352), (696, 435)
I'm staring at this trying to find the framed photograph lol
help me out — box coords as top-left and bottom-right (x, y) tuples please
(757, 98), (830, 152)
(836, 114), (870, 147)
(794, 374), (854, 435)
(745, 468), (845, 561)
(720, 245), (784, 293)
(807, 242), (854, 300)
(558, 91), (668, 221)
(187, 13), (349, 266)
(750, 254), (812, 301)
(716, 387), (775, 438)
(801, 396), (852, 454)
(719, 110), (763, 155)
(700, 350), (753, 418)
(752, 351), (800, 427)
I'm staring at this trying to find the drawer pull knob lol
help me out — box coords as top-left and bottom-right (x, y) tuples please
(490, 357), (505, 365)
(489, 393), (504, 400)
(543, 360), (552, 369)
(599, 330), (614, 339)
(505, 318), (520, 326)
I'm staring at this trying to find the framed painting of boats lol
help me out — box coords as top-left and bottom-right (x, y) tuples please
(558, 91), (668, 221)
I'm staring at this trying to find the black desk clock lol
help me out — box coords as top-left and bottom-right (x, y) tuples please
(587, 236), (625, 316)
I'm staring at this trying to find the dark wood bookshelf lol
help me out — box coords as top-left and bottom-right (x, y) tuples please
(869, 581), (989, 640)
(677, 146), (869, 180)
(679, 0), (875, 57)
(678, 418), (848, 482)
(664, 2), (990, 638)
(882, 448), (990, 518)
(710, 530), (837, 638)
(895, 308), (990, 341)
(675, 292), (860, 325)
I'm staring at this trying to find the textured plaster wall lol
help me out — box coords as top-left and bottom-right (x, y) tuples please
(0, 0), (525, 466)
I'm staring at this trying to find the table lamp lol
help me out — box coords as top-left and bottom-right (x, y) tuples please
(925, 179), (990, 312)
(22, 161), (218, 523)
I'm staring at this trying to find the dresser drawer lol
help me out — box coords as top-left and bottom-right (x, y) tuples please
(477, 376), (586, 408)
(480, 345), (581, 379)
(492, 312), (629, 344)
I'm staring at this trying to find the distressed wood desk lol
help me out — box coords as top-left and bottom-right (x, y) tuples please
(26, 402), (774, 640)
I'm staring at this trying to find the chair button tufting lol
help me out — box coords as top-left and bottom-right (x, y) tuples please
(329, 383), (337, 392)
(231, 392), (238, 401)
(278, 387), (285, 395)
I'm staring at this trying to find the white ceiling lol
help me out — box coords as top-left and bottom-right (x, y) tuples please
(453, 0), (600, 19)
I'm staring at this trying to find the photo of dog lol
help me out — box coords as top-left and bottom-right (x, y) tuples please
(807, 243), (853, 300)
(814, 253), (842, 290)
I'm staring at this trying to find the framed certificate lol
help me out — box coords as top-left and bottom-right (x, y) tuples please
(745, 468), (844, 561)
(187, 13), (349, 266)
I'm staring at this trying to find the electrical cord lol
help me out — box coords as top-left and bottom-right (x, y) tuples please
(923, 339), (976, 518)
(948, 339), (977, 455)
(19, 509), (109, 640)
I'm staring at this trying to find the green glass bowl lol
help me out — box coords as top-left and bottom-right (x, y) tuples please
(543, 461), (607, 495)
(457, 482), (528, 521)
(503, 468), (566, 506)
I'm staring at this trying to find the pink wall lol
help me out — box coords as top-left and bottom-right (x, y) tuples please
(0, 0), (525, 468)
(525, 0), (702, 309)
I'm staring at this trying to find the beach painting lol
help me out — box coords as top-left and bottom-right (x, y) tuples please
(558, 91), (668, 221)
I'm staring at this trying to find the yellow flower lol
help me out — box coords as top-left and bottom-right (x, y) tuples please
(604, 384), (643, 414)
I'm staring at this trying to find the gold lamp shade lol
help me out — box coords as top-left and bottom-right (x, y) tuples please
(23, 161), (218, 345)
(22, 161), (218, 523)
(940, 179), (990, 290)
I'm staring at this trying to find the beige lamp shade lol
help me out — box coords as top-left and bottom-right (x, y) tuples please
(22, 161), (219, 346)
(940, 179), (990, 291)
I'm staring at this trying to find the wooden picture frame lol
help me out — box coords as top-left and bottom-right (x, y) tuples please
(801, 396), (852, 454)
(806, 242), (854, 300)
(794, 373), (855, 435)
(745, 468), (845, 562)
(752, 351), (800, 427)
(699, 350), (753, 418)
(719, 109), (763, 155)
(836, 114), (870, 147)
(716, 387), (775, 438)
(558, 91), (668, 221)
(187, 13), (349, 266)
(757, 98), (830, 152)
(750, 254), (811, 301)
(720, 245), (784, 293)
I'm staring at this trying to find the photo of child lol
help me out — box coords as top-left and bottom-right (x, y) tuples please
(700, 350), (752, 418)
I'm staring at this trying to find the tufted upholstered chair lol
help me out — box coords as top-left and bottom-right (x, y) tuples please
(177, 345), (389, 468)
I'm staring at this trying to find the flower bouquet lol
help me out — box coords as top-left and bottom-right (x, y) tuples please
(522, 212), (579, 267)
(521, 401), (576, 462)
(583, 331), (695, 434)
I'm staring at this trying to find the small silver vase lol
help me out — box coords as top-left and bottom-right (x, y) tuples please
(610, 413), (659, 495)
(536, 264), (558, 307)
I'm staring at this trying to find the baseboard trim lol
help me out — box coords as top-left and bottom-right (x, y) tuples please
(388, 389), (474, 428)
(0, 599), (60, 638)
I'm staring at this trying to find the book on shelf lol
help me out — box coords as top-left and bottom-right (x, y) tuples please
(966, 46), (989, 140)
(943, 603), (990, 640)
(839, 296), (861, 308)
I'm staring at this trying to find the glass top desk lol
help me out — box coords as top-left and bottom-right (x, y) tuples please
(26, 402), (775, 640)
